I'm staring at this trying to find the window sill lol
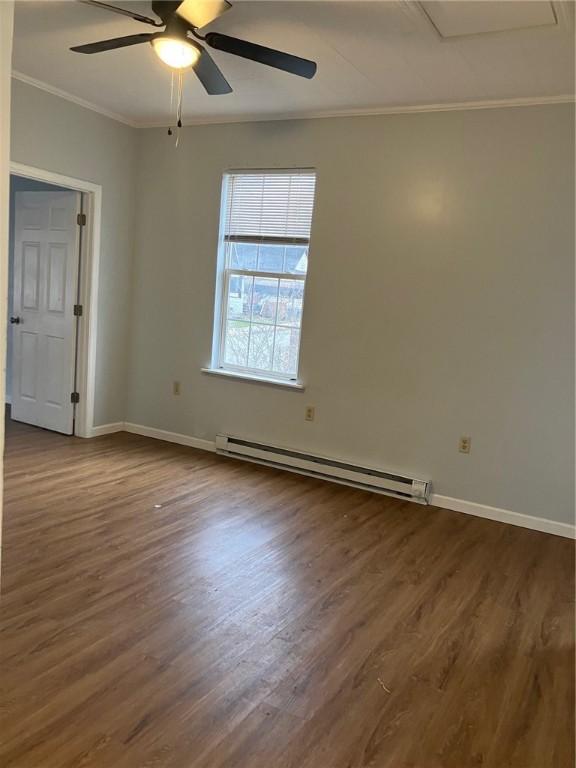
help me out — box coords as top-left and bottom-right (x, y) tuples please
(201, 367), (305, 390)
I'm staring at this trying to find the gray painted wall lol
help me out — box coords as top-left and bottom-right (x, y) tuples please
(10, 79), (137, 425)
(8, 80), (574, 525)
(127, 105), (575, 524)
(7, 175), (67, 402)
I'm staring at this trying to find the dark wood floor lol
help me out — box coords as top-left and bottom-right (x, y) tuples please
(0, 417), (574, 768)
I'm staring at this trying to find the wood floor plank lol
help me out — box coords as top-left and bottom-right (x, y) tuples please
(0, 417), (574, 767)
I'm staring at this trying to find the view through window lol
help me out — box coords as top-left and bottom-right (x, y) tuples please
(214, 170), (317, 380)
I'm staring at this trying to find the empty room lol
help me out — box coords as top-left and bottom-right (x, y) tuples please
(0, 1), (574, 767)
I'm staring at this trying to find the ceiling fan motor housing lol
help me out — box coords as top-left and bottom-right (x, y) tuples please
(152, 1), (183, 25)
(158, 14), (195, 43)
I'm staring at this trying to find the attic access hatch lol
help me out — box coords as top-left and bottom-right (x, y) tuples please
(420, 1), (557, 38)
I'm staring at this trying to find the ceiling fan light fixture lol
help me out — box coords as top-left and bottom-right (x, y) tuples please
(72, 0), (316, 95)
(151, 36), (200, 69)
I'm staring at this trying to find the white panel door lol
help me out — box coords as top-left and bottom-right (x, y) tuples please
(11, 191), (81, 434)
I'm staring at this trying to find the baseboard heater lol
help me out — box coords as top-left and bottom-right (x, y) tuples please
(215, 435), (430, 504)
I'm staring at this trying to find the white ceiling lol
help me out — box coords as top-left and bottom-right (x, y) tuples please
(12, 1), (575, 127)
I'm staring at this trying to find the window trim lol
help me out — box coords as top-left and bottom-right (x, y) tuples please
(201, 366), (305, 390)
(210, 169), (315, 384)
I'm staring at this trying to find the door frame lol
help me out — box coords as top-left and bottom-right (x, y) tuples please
(9, 161), (102, 438)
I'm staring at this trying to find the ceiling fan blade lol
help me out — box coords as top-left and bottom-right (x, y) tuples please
(71, 33), (155, 54)
(176, 0), (231, 29)
(193, 47), (232, 94)
(79, 0), (162, 27)
(204, 33), (317, 79)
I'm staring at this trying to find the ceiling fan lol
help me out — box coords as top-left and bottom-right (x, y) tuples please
(70, 0), (317, 95)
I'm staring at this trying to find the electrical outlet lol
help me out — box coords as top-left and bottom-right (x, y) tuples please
(173, 381), (181, 396)
(305, 406), (315, 422)
(459, 436), (471, 454)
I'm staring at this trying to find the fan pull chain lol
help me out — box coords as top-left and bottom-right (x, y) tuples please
(167, 71), (184, 145)
(167, 71), (175, 136)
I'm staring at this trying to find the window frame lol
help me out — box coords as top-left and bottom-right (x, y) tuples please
(210, 169), (316, 384)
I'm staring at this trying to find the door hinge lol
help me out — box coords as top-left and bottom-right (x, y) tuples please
(77, 213), (87, 226)
(71, 392), (80, 404)
(73, 304), (83, 317)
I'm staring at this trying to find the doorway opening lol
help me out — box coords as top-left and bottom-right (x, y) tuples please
(7, 163), (101, 438)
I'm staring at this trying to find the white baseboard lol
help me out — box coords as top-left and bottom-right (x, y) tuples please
(87, 422), (125, 437)
(123, 422), (216, 453)
(430, 494), (575, 540)
(83, 421), (575, 540)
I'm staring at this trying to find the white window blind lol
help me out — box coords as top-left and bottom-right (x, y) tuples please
(211, 170), (317, 382)
(223, 171), (316, 244)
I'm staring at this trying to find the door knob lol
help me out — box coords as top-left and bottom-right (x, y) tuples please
(9, 317), (21, 324)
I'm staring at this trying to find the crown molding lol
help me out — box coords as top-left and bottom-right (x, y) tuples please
(11, 70), (574, 130)
(11, 71), (139, 128)
(140, 95), (575, 128)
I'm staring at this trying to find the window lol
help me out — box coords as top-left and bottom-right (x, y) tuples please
(211, 170), (317, 382)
